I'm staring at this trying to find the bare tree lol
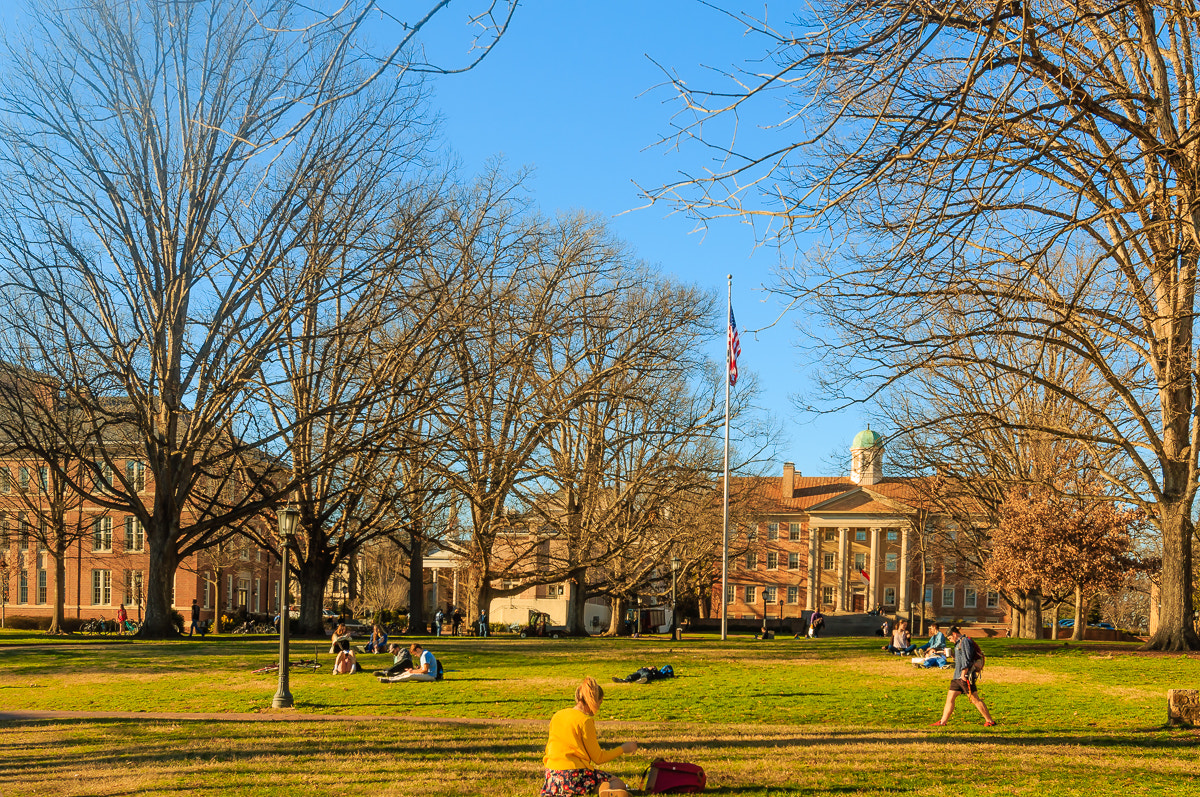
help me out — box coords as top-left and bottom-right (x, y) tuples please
(652, 1), (1200, 649)
(0, 0), (506, 636)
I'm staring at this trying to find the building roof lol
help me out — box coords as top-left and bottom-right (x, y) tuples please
(726, 474), (939, 516)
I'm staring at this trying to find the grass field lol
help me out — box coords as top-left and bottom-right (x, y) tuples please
(0, 630), (1197, 795)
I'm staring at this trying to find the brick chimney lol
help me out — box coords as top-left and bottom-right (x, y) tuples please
(782, 462), (795, 499)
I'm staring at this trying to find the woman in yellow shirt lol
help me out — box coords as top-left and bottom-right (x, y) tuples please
(541, 676), (638, 797)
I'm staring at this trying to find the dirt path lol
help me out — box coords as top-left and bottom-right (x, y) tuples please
(0, 708), (552, 725)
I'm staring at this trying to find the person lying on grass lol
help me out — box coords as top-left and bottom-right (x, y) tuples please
(379, 643), (437, 682)
(541, 676), (638, 797)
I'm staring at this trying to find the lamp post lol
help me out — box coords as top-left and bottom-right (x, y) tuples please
(272, 505), (300, 709)
(670, 555), (680, 637)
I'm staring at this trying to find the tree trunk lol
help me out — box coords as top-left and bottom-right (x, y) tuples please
(1022, 590), (1042, 639)
(296, 552), (333, 636)
(607, 594), (624, 635)
(139, 538), (180, 638)
(565, 567), (588, 636)
(49, 549), (66, 634)
(407, 530), (425, 632)
(1143, 500), (1200, 650)
(1071, 584), (1085, 642)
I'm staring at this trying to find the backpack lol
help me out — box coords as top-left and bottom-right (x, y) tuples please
(436, 658), (444, 681)
(967, 637), (985, 676)
(642, 759), (706, 794)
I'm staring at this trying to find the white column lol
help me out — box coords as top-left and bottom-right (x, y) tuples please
(869, 527), (880, 612)
(808, 527), (819, 611)
(836, 527), (848, 612)
(899, 524), (910, 618)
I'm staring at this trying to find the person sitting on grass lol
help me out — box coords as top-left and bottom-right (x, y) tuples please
(380, 643), (438, 682)
(915, 622), (948, 653)
(884, 620), (916, 655)
(333, 647), (360, 675)
(930, 626), (996, 728)
(364, 623), (388, 654)
(541, 676), (638, 797)
(373, 643), (413, 678)
(330, 622), (352, 654)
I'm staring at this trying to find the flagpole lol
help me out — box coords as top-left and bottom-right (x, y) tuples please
(721, 275), (731, 641)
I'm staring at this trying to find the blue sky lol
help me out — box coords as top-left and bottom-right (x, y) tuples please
(418, 0), (866, 475)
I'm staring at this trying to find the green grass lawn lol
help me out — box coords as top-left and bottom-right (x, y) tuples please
(0, 630), (1197, 795)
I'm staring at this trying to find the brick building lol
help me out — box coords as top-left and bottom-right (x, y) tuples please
(0, 454), (283, 625)
(718, 429), (1006, 626)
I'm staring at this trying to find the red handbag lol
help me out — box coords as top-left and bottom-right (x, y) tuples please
(642, 758), (707, 793)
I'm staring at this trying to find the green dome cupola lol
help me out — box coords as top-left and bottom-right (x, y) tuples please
(850, 426), (884, 485)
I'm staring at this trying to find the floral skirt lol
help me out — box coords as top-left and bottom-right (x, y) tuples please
(540, 768), (611, 796)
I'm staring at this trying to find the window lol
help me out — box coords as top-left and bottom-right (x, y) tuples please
(747, 525), (757, 542)
(964, 587), (977, 608)
(17, 513), (28, 550)
(272, 580), (279, 612)
(254, 578), (261, 613)
(766, 551), (778, 570)
(744, 551), (756, 569)
(824, 529), (836, 541)
(787, 586), (799, 604)
(823, 552), (834, 570)
(0, 467), (9, 494)
(885, 552), (898, 571)
(763, 586), (776, 603)
(789, 523), (801, 541)
(36, 570), (46, 604)
(257, 549), (263, 562)
(38, 466), (48, 493)
(855, 529), (866, 541)
(91, 569), (111, 605)
(97, 462), (114, 493)
(987, 590), (999, 609)
(924, 557), (935, 573)
(744, 586), (757, 604)
(226, 574), (234, 610)
(17, 466), (29, 492)
(0, 511), (7, 546)
(38, 518), (47, 550)
(126, 460), (146, 492)
(942, 587), (955, 607)
(822, 586), (834, 605)
(767, 523), (779, 541)
(788, 552), (800, 569)
(883, 586), (896, 605)
(854, 553), (866, 571)
(944, 556), (957, 574)
(725, 585), (734, 604)
(19, 570), (28, 603)
(92, 516), (112, 552)
(887, 530), (898, 541)
(924, 586), (934, 603)
(125, 570), (143, 605)
(204, 574), (213, 610)
(239, 547), (250, 561)
(124, 517), (144, 552)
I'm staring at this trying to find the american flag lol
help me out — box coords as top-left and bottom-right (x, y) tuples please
(728, 306), (741, 387)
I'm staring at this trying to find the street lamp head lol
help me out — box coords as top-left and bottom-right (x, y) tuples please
(671, 555), (680, 572)
(278, 505), (300, 539)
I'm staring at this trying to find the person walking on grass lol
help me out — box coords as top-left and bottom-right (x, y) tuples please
(190, 599), (201, 637)
(931, 626), (996, 728)
(116, 604), (128, 635)
(541, 676), (638, 797)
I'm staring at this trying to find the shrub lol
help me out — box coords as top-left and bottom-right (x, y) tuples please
(5, 616), (51, 631)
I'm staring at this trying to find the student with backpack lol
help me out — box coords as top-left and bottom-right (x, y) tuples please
(930, 626), (996, 727)
(379, 642), (440, 683)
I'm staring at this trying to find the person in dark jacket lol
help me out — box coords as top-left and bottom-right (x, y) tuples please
(930, 626), (996, 727)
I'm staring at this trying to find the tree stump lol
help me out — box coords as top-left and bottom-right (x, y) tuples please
(1167, 690), (1200, 727)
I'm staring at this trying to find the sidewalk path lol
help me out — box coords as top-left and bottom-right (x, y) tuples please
(0, 709), (550, 725)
